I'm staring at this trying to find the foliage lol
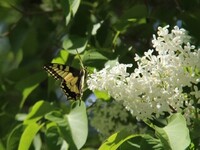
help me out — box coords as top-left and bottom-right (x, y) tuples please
(100, 113), (190, 150)
(0, 0), (200, 149)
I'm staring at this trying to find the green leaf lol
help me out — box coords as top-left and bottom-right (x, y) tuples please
(66, 101), (88, 149)
(140, 135), (163, 150)
(62, 35), (88, 54)
(64, 0), (71, 26)
(83, 50), (108, 61)
(154, 127), (171, 149)
(0, 49), (23, 74)
(82, 50), (108, 68)
(15, 72), (47, 108)
(155, 113), (191, 150)
(45, 111), (68, 126)
(10, 19), (30, 51)
(69, 0), (81, 16)
(62, 0), (81, 25)
(45, 122), (64, 150)
(100, 130), (163, 150)
(114, 4), (147, 32)
(91, 21), (103, 35)
(33, 134), (42, 150)
(52, 49), (69, 64)
(45, 106), (86, 149)
(45, 111), (77, 149)
(18, 123), (44, 150)
(105, 59), (119, 67)
(122, 4), (147, 19)
(21, 84), (39, 108)
(7, 124), (24, 150)
(94, 90), (110, 101)
(191, 119), (200, 143)
(15, 113), (27, 121)
(0, 140), (5, 150)
(24, 100), (55, 124)
(99, 130), (136, 150)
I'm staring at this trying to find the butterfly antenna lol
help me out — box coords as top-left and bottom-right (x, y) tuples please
(75, 49), (85, 69)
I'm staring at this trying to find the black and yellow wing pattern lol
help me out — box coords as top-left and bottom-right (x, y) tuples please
(44, 63), (86, 100)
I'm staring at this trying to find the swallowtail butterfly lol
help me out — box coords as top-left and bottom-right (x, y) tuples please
(44, 51), (86, 100)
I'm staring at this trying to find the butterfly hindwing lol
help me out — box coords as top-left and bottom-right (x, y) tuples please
(44, 63), (86, 100)
(60, 80), (80, 100)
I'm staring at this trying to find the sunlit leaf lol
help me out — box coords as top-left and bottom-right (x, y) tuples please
(155, 113), (190, 150)
(52, 50), (69, 64)
(91, 21), (103, 35)
(33, 134), (42, 150)
(18, 123), (44, 150)
(69, 0), (81, 16)
(24, 100), (55, 124)
(94, 90), (110, 101)
(66, 101), (88, 149)
(62, 0), (81, 25)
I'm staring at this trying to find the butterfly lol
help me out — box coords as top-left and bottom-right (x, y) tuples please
(44, 63), (86, 100)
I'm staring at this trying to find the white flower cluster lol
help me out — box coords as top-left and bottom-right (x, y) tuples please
(87, 26), (200, 122)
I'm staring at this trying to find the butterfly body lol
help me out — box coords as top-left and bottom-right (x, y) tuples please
(44, 63), (86, 100)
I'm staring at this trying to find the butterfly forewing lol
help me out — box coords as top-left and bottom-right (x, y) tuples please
(44, 63), (86, 100)
(44, 64), (71, 80)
